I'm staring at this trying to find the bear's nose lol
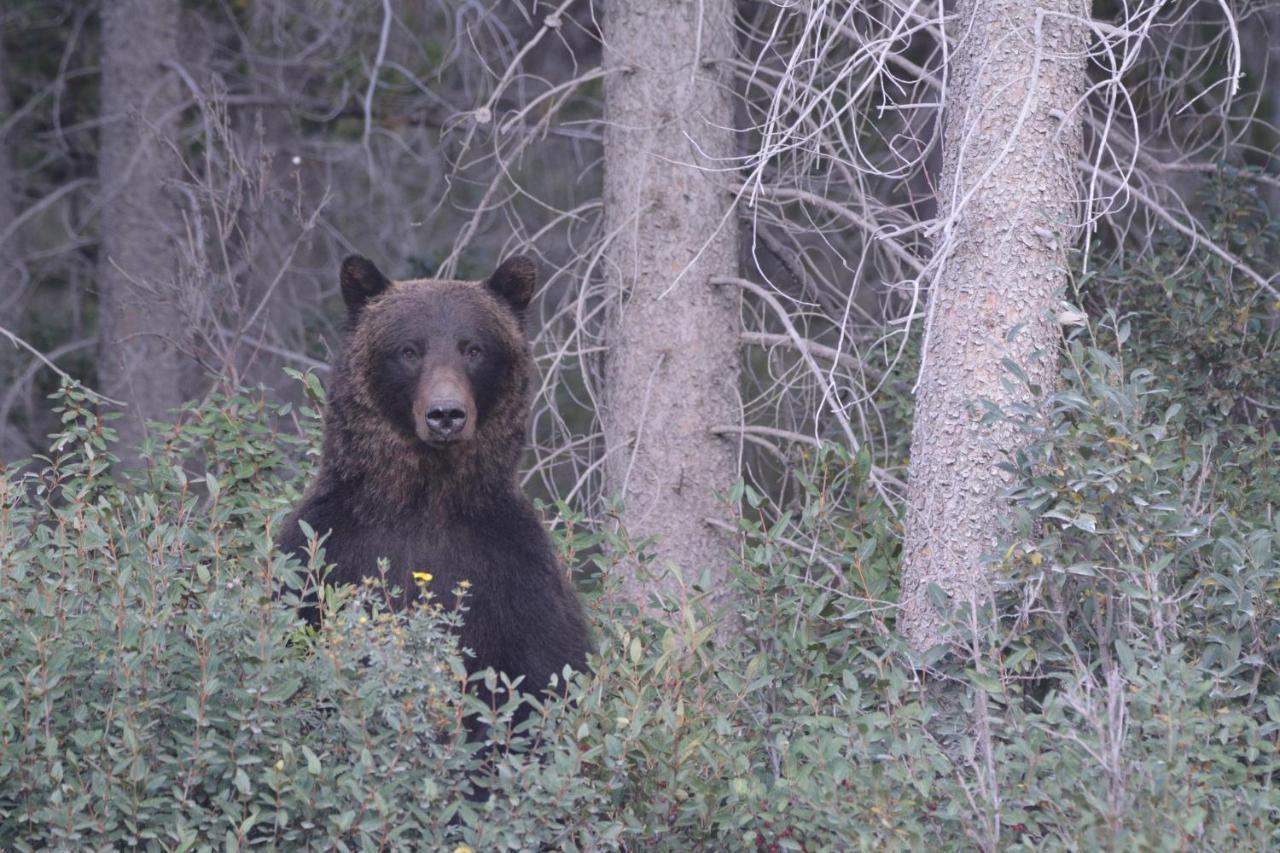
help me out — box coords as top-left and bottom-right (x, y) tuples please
(425, 400), (468, 438)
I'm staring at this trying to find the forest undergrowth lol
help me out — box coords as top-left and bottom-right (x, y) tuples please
(0, 184), (1277, 849)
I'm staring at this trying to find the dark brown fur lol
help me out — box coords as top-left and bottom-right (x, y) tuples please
(279, 255), (590, 717)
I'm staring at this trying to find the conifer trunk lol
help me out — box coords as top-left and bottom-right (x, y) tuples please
(601, 0), (741, 617)
(97, 0), (185, 463)
(900, 0), (1088, 650)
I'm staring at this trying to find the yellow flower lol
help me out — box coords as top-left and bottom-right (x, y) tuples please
(412, 571), (433, 585)
(358, 615), (368, 625)
(453, 846), (474, 853)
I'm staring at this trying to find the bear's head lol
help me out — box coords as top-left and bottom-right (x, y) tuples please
(334, 254), (537, 457)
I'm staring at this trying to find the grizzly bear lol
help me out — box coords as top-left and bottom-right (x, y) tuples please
(278, 253), (590, 717)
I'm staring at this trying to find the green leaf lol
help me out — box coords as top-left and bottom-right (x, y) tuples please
(301, 746), (321, 776)
(967, 669), (1004, 696)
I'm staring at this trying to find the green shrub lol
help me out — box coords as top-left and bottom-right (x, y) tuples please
(1, 369), (1278, 850)
(980, 177), (1280, 848)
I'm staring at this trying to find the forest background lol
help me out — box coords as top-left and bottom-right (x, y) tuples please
(1, 0), (1278, 848)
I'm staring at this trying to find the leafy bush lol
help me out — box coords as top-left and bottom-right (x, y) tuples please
(980, 177), (1280, 847)
(0, 380), (935, 849)
(4, 375), (1273, 851)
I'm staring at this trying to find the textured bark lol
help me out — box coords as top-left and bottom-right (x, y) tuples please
(0, 36), (14, 281)
(900, 0), (1088, 650)
(601, 0), (741, 616)
(1269, 8), (1280, 215)
(97, 0), (185, 463)
(0, 37), (23, 460)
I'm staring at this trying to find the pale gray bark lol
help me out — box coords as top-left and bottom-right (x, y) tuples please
(1269, 7), (1280, 215)
(0, 36), (14, 285)
(601, 0), (742, 618)
(0, 37), (26, 461)
(97, 0), (185, 464)
(900, 0), (1088, 650)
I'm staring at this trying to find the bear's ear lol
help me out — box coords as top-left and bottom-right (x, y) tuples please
(340, 255), (392, 320)
(485, 255), (537, 315)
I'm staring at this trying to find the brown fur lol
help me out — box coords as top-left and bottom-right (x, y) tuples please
(324, 279), (533, 525)
(277, 255), (590, 721)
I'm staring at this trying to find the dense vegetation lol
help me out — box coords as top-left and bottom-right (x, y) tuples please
(1, 191), (1277, 848)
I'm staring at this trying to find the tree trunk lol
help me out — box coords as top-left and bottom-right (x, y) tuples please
(1268, 7), (1280, 215)
(601, 0), (741, 620)
(0, 35), (24, 460)
(0, 35), (14, 288)
(97, 0), (185, 464)
(900, 0), (1088, 651)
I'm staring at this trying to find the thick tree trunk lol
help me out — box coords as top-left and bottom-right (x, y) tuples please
(97, 0), (185, 464)
(601, 0), (741, 618)
(900, 0), (1088, 650)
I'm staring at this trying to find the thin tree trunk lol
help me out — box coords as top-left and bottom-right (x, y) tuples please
(601, 0), (741, 620)
(0, 35), (24, 460)
(0, 35), (14, 288)
(900, 0), (1088, 650)
(1268, 7), (1280, 215)
(97, 0), (185, 464)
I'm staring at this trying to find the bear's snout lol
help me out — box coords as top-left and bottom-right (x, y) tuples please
(425, 399), (467, 438)
(413, 368), (476, 444)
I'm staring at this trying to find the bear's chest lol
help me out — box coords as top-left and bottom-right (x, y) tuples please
(327, 516), (493, 599)
(371, 520), (559, 672)
(324, 507), (550, 621)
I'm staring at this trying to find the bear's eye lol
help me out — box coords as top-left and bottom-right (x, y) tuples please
(400, 346), (420, 363)
(465, 344), (483, 362)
